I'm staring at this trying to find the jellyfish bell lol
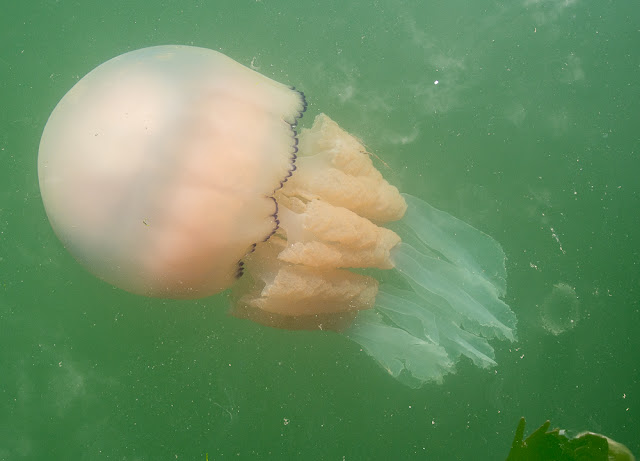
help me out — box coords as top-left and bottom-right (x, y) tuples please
(38, 45), (516, 387)
(38, 45), (305, 298)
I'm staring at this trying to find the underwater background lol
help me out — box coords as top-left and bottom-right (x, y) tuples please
(1, 0), (638, 459)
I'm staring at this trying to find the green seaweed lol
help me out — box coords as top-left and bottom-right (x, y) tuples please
(506, 417), (635, 461)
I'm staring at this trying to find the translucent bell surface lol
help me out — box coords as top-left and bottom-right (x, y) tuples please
(38, 45), (305, 298)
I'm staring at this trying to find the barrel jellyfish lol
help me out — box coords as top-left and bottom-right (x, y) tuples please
(38, 45), (516, 387)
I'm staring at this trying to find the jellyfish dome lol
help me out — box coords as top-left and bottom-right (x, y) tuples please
(39, 45), (305, 298)
(38, 45), (516, 387)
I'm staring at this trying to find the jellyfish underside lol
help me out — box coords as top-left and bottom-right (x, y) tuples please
(38, 46), (516, 387)
(232, 113), (516, 386)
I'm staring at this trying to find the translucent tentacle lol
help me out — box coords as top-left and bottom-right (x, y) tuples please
(343, 194), (516, 387)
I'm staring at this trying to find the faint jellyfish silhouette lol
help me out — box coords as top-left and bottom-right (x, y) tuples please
(540, 283), (580, 335)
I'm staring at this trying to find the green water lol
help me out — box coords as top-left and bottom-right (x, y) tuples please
(1, 0), (638, 459)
